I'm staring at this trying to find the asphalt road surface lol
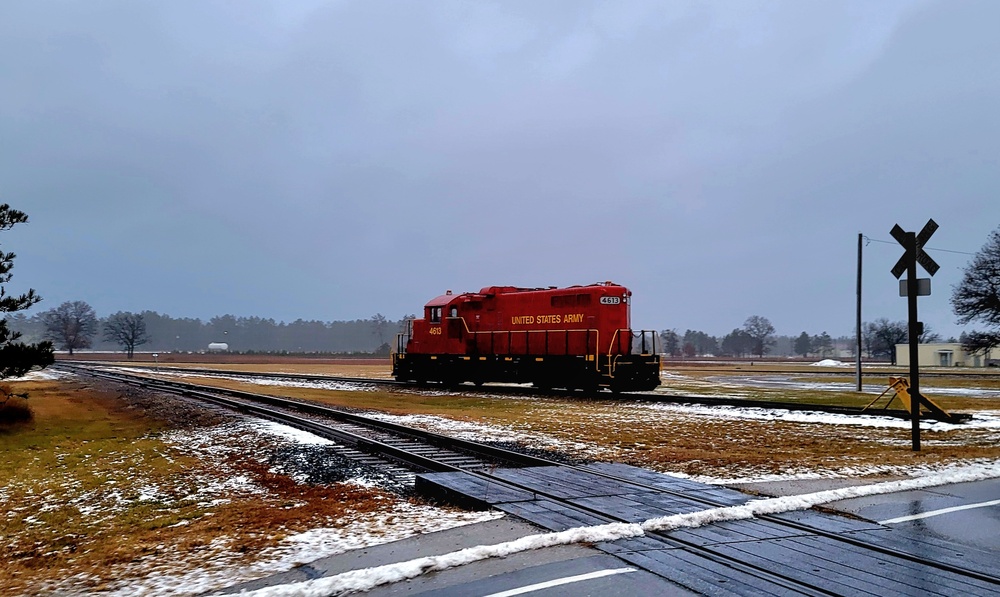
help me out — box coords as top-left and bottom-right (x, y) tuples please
(829, 477), (1000, 553)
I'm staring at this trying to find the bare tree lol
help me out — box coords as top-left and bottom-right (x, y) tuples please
(1, 204), (54, 405)
(102, 311), (150, 359)
(742, 315), (775, 357)
(952, 227), (1000, 357)
(863, 318), (908, 363)
(41, 301), (97, 355)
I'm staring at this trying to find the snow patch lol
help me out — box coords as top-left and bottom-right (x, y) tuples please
(122, 367), (378, 393)
(95, 506), (503, 597)
(635, 402), (1000, 431)
(250, 419), (335, 446)
(7, 367), (72, 381)
(810, 359), (846, 366)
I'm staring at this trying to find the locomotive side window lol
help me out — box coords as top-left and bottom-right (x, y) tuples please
(449, 307), (458, 318)
(429, 307), (442, 323)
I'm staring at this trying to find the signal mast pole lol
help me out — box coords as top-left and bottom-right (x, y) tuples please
(890, 219), (939, 452)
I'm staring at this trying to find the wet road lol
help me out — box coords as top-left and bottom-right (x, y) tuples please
(830, 477), (1000, 552)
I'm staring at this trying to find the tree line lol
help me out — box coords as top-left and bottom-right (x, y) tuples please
(658, 316), (857, 359)
(7, 307), (409, 357)
(658, 317), (956, 362)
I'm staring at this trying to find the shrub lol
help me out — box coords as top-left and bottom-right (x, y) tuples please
(0, 384), (34, 423)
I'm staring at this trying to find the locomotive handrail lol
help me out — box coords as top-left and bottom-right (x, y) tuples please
(607, 328), (659, 357)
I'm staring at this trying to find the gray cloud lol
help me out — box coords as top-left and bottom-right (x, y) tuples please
(3, 0), (997, 339)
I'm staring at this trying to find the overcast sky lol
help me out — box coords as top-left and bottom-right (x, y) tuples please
(3, 0), (998, 338)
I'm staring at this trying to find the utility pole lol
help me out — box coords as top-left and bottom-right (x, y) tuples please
(856, 233), (862, 392)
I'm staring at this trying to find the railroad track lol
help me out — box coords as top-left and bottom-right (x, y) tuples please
(55, 362), (551, 486)
(62, 361), (963, 422)
(57, 361), (999, 594)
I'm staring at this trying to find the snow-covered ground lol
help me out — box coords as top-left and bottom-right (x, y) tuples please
(7, 368), (74, 381)
(90, 499), (501, 597)
(658, 369), (1000, 398)
(51, 418), (503, 597)
(701, 374), (1000, 397)
(107, 366), (380, 393)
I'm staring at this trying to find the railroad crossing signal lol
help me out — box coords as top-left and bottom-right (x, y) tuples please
(888, 218), (939, 452)
(891, 219), (939, 279)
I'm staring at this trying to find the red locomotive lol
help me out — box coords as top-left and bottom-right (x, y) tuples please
(392, 282), (660, 392)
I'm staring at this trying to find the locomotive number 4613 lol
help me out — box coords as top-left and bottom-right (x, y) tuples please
(600, 296), (621, 305)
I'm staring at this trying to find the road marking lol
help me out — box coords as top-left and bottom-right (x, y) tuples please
(879, 499), (1000, 525)
(481, 567), (637, 597)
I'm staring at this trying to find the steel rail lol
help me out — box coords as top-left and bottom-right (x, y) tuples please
(56, 363), (554, 470)
(64, 361), (958, 422)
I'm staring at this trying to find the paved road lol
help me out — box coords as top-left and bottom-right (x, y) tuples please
(225, 478), (999, 596)
(370, 553), (693, 597)
(221, 518), (692, 596)
(828, 477), (1000, 553)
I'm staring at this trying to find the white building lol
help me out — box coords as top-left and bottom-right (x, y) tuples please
(894, 342), (997, 367)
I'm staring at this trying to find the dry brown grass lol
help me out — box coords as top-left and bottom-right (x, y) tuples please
(0, 378), (405, 595)
(0, 391), (33, 424)
(152, 366), (1000, 481)
(121, 361), (394, 379)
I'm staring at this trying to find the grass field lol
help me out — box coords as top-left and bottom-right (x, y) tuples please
(138, 360), (1000, 479)
(5, 359), (998, 594)
(0, 375), (483, 595)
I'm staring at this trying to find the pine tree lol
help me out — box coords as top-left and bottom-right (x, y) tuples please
(1, 204), (54, 404)
(794, 332), (811, 357)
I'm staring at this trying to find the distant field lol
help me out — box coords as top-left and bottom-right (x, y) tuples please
(57, 352), (390, 366)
